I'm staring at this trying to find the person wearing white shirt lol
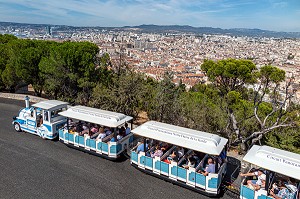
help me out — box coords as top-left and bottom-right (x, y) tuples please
(96, 132), (106, 140)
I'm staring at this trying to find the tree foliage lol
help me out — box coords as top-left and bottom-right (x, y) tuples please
(200, 59), (300, 152)
(1, 34), (299, 154)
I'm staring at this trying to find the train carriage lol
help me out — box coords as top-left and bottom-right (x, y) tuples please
(130, 121), (228, 196)
(240, 145), (300, 199)
(58, 105), (134, 160)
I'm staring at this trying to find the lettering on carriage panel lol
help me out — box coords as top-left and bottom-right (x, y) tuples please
(147, 126), (208, 144)
(266, 155), (300, 168)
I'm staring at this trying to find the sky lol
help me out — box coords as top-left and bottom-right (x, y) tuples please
(0, 0), (299, 32)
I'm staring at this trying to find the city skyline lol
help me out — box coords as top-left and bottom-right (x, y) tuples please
(0, 0), (300, 32)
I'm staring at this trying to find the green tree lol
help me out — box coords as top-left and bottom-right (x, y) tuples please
(89, 70), (145, 118)
(147, 71), (184, 124)
(0, 34), (18, 90)
(40, 41), (100, 102)
(242, 66), (298, 148)
(201, 58), (256, 96)
(201, 59), (299, 151)
(1, 38), (32, 91)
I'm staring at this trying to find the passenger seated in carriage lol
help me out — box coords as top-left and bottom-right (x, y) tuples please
(136, 140), (149, 153)
(125, 123), (131, 135)
(90, 124), (99, 135)
(269, 179), (291, 199)
(79, 123), (89, 135)
(75, 121), (83, 133)
(240, 168), (266, 190)
(167, 150), (179, 162)
(96, 127), (106, 140)
(150, 145), (164, 158)
(117, 126), (126, 140)
(69, 126), (76, 134)
(105, 127), (112, 136)
(199, 158), (216, 176)
(90, 125), (101, 139)
(183, 156), (196, 169)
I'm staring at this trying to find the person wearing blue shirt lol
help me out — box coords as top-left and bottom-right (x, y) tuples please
(199, 158), (215, 176)
(136, 140), (148, 153)
(125, 123), (131, 135)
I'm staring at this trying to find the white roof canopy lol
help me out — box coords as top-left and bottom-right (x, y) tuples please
(32, 100), (68, 110)
(58, 105), (133, 128)
(131, 121), (228, 155)
(243, 145), (300, 180)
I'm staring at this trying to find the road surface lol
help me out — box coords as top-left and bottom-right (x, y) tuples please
(0, 97), (238, 199)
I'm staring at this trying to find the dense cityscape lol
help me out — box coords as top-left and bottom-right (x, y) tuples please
(1, 22), (300, 101)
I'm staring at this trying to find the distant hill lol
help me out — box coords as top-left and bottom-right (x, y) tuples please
(1, 21), (300, 38)
(125, 24), (300, 38)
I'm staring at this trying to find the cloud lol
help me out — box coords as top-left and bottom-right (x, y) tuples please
(0, 0), (299, 31)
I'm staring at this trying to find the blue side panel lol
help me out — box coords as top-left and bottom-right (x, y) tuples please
(102, 143), (108, 153)
(85, 139), (90, 147)
(20, 127), (36, 133)
(90, 139), (96, 149)
(139, 156), (146, 166)
(97, 142), (102, 150)
(171, 166), (178, 176)
(196, 173), (206, 186)
(59, 129), (64, 139)
(208, 177), (218, 189)
(78, 136), (85, 145)
(14, 119), (26, 125)
(117, 144), (122, 153)
(27, 120), (36, 127)
(110, 145), (117, 154)
(258, 195), (267, 199)
(178, 167), (187, 179)
(43, 124), (52, 132)
(131, 151), (138, 163)
(161, 162), (169, 174)
(241, 185), (255, 199)
(267, 197), (273, 199)
(75, 135), (79, 144)
(145, 156), (153, 168)
(65, 133), (69, 140)
(68, 133), (74, 142)
(155, 161), (161, 171)
(188, 172), (196, 183)
(240, 184), (243, 198)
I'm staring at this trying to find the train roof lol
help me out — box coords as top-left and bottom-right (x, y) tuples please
(243, 145), (300, 180)
(131, 121), (228, 155)
(58, 105), (133, 127)
(32, 100), (68, 110)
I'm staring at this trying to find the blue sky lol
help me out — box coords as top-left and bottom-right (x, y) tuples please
(0, 0), (299, 32)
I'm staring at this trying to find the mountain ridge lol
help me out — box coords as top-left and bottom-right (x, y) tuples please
(1, 21), (300, 38)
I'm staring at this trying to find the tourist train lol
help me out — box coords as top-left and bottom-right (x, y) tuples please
(12, 98), (300, 198)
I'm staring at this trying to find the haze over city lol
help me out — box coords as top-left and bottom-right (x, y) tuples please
(0, 0), (300, 32)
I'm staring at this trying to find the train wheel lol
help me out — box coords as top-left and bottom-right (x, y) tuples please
(37, 128), (47, 139)
(14, 122), (21, 132)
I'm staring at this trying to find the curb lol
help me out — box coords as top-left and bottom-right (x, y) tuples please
(0, 92), (47, 103)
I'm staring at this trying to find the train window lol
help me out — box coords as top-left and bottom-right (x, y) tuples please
(44, 111), (49, 122)
(51, 107), (67, 118)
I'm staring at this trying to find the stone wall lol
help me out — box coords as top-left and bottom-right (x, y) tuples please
(0, 92), (47, 103)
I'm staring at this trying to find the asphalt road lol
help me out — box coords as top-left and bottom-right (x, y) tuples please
(0, 97), (236, 199)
